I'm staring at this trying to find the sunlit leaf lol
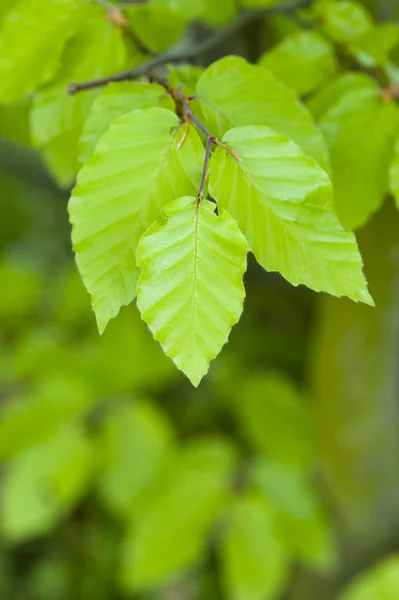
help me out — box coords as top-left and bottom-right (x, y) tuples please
(0, 0), (79, 103)
(69, 108), (204, 333)
(312, 0), (372, 43)
(79, 82), (172, 164)
(259, 31), (336, 96)
(30, 6), (127, 185)
(136, 196), (248, 386)
(317, 77), (399, 229)
(196, 55), (329, 169)
(339, 554), (399, 600)
(210, 125), (373, 305)
(125, 3), (187, 53)
(351, 23), (399, 68)
(307, 72), (372, 120)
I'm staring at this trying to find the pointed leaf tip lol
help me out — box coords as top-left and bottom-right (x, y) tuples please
(209, 124), (372, 306)
(136, 196), (248, 386)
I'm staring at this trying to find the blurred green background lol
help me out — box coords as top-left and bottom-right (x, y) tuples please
(3, 1), (399, 599)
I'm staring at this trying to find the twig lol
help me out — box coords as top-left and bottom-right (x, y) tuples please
(197, 136), (213, 203)
(118, 0), (148, 4)
(68, 0), (314, 95)
(90, 0), (155, 56)
(90, 0), (115, 11)
(68, 53), (174, 94)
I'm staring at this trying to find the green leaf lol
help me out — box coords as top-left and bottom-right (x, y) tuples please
(234, 374), (313, 466)
(40, 130), (80, 188)
(120, 437), (236, 592)
(97, 402), (175, 519)
(389, 135), (399, 210)
(161, 0), (202, 21)
(0, 0), (18, 23)
(259, 31), (337, 96)
(351, 23), (399, 68)
(307, 72), (372, 120)
(0, 100), (31, 146)
(30, 6), (127, 185)
(167, 64), (204, 97)
(0, 260), (41, 322)
(210, 125), (373, 305)
(195, 55), (329, 170)
(0, 0), (79, 103)
(312, 0), (372, 43)
(220, 493), (289, 600)
(84, 306), (178, 394)
(0, 377), (95, 460)
(69, 108), (204, 333)
(79, 82), (172, 164)
(339, 554), (399, 600)
(252, 458), (336, 572)
(1, 426), (92, 542)
(125, 3), (187, 53)
(318, 78), (399, 229)
(136, 196), (248, 386)
(199, 0), (237, 26)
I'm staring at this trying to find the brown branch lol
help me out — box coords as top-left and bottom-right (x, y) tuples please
(68, 0), (314, 95)
(68, 52), (172, 94)
(90, 0), (156, 57)
(197, 136), (213, 204)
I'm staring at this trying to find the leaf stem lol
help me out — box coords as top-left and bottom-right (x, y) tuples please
(197, 136), (213, 204)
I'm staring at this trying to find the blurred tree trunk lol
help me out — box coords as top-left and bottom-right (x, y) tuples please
(289, 200), (399, 600)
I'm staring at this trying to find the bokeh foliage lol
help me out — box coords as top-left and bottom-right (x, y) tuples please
(2, 0), (399, 599)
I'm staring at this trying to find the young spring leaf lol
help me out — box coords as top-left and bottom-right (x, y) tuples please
(124, 2), (187, 53)
(195, 55), (329, 170)
(259, 31), (336, 96)
(307, 72), (372, 120)
(30, 6), (127, 186)
(0, 0), (79, 103)
(220, 493), (288, 600)
(199, 0), (237, 26)
(136, 197), (248, 386)
(79, 82), (173, 164)
(69, 108), (204, 334)
(317, 77), (399, 229)
(338, 554), (399, 600)
(120, 438), (236, 591)
(209, 125), (373, 306)
(351, 23), (399, 68)
(312, 0), (372, 44)
(97, 401), (174, 519)
(1, 425), (92, 543)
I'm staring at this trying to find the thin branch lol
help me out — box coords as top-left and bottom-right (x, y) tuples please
(118, 0), (148, 4)
(90, 0), (115, 11)
(186, 108), (214, 139)
(90, 0), (155, 56)
(197, 136), (213, 203)
(68, 0), (314, 95)
(68, 52), (174, 94)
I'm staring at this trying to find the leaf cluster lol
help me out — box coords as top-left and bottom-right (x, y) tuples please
(1, 0), (399, 384)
